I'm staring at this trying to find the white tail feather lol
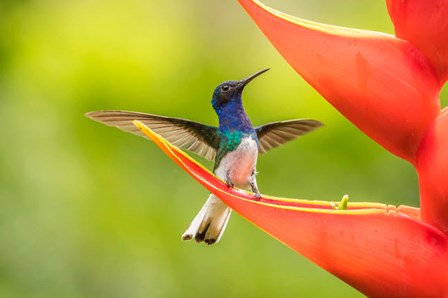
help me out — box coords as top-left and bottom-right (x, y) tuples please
(181, 198), (210, 241)
(182, 194), (231, 245)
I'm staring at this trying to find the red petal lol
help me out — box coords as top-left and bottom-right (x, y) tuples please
(387, 0), (448, 83)
(135, 121), (448, 297)
(417, 110), (448, 232)
(239, 0), (440, 163)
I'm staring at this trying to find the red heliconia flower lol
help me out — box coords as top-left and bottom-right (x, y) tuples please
(132, 1), (448, 296)
(134, 121), (448, 297)
(238, 0), (448, 234)
(386, 0), (448, 83)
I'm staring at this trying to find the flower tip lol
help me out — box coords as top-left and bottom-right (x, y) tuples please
(133, 120), (159, 144)
(132, 120), (145, 130)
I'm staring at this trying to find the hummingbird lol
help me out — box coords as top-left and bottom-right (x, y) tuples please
(86, 68), (322, 245)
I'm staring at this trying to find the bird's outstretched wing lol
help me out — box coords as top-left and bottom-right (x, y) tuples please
(86, 110), (219, 161)
(256, 119), (323, 153)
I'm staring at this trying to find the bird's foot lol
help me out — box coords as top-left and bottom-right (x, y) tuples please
(226, 174), (234, 189)
(249, 181), (261, 200)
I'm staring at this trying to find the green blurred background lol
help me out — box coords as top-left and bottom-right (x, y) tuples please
(0, 0), (439, 297)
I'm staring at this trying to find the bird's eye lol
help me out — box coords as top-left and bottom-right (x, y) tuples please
(221, 85), (230, 92)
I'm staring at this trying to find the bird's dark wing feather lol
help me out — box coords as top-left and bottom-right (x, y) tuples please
(86, 110), (219, 161)
(256, 119), (323, 153)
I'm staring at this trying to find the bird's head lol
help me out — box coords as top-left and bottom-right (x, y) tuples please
(211, 68), (269, 113)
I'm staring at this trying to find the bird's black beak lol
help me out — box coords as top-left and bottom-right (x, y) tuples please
(237, 68), (270, 90)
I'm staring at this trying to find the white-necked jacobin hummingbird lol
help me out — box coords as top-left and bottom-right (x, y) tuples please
(86, 68), (322, 245)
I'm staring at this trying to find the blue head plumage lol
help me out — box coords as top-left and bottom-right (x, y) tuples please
(211, 68), (269, 133)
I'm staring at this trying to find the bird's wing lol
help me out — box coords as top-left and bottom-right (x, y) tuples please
(256, 119), (323, 153)
(86, 110), (219, 161)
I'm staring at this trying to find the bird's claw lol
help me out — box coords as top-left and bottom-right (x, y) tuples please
(226, 173), (234, 189)
(249, 180), (261, 200)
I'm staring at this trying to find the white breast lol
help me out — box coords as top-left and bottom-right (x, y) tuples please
(215, 137), (258, 189)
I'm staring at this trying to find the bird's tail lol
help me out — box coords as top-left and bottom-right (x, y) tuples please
(182, 194), (232, 245)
